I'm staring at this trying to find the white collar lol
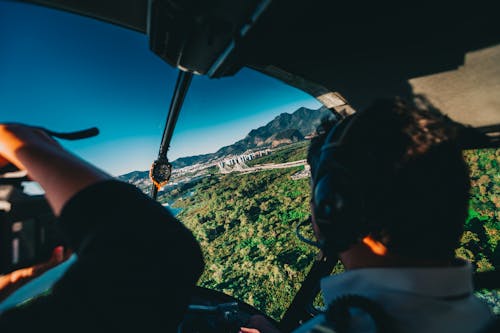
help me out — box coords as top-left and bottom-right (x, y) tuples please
(320, 260), (474, 305)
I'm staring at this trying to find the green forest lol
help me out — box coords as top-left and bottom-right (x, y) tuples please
(461, 149), (499, 313)
(460, 149), (499, 270)
(160, 145), (500, 319)
(169, 167), (315, 319)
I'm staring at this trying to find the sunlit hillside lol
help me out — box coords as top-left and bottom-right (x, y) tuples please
(161, 142), (315, 319)
(150, 145), (500, 318)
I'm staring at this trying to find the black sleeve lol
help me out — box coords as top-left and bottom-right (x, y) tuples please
(0, 180), (204, 332)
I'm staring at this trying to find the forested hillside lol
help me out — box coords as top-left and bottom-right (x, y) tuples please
(461, 148), (499, 313)
(460, 149), (499, 271)
(170, 166), (315, 319)
(156, 145), (499, 318)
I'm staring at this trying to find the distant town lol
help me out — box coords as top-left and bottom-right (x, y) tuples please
(171, 148), (273, 177)
(124, 146), (310, 194)
(120, 105), (333, 194)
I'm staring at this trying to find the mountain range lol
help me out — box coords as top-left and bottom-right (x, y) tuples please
(119, 105), (334, 179)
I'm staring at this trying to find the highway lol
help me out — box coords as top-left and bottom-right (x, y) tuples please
(219, 159), (308, 174)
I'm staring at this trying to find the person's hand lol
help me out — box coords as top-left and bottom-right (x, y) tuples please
(0, 123), (60, 171)
(240, 315), (281, 333)
(0, 246), (71, 302)
(0, 123), (110, 215)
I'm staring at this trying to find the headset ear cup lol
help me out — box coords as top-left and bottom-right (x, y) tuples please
(313, 168), (364, 254)
(311, 115), (366, 254)
(314, 175), (342, 223)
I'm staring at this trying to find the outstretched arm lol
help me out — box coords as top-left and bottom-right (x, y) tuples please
(0, 123), (204, 332)
(0, 123), (110, 215)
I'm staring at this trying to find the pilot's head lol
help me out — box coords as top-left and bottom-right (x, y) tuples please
(307, 97), (470, 264)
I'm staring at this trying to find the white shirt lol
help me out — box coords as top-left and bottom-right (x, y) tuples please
(294, 261), (493, 333)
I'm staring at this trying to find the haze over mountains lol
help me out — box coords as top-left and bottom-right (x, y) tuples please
(172, 106), (333, 168)
(120, 105), (334, 180)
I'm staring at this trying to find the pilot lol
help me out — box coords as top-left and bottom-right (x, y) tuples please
(242, 97), (494, 333)
(0, 124), (204, 332)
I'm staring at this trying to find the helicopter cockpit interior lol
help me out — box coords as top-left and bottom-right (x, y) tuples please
(0, 0), (499, 332)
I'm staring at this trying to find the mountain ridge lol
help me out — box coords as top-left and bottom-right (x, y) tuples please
(119, 105), (334, 179)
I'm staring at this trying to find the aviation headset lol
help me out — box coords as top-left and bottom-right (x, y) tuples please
(311, 114), (370, 255)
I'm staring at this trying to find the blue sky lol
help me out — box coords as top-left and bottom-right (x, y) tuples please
(0, 1), (320, 175)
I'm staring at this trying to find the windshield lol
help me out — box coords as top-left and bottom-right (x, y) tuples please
(0, 1), (322, 319)
(1, 0), (498, 319)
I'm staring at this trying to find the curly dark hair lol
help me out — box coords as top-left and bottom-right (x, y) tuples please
(308, 97), (471, 260)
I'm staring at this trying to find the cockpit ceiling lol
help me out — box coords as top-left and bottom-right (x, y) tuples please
(251, 43), (500, 129)
(17, 1), (500, 128)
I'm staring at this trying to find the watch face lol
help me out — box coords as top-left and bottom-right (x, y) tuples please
(150, 159), (172, 186)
